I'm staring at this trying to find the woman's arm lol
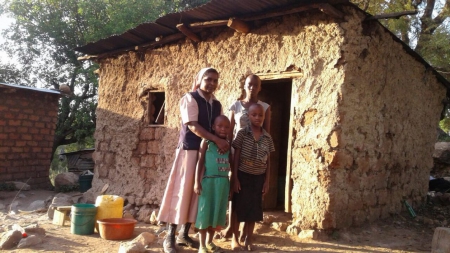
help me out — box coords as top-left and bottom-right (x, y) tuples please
(194, 140), (208, 195)
(187, 122), (229, 154)
(228, 110), (236, 141)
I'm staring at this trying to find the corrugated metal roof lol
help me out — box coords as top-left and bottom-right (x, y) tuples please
(0, 82), (62, 95)
(75, 0), (340, 55)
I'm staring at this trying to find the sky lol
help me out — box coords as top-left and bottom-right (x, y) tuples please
(0, 13), (13, 64)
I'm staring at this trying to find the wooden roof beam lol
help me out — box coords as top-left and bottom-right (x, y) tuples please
(315, 3), (344, 19)
(189, 20), (229, 29)
(227, 18), (250, 33)
(187, 3), (345, 31)
(176, 24), (201, 42)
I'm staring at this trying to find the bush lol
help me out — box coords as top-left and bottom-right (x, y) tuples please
(0, 182), (16, 191)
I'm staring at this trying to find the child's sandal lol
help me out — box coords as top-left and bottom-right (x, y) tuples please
(207, 242), (224, 253)
(199, 246), (209, 253)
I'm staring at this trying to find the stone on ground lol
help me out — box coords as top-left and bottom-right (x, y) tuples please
(0, 230), (22, 249)
(431, 227), (450, 253)
(17, 235), (43, 248)
(118, 232), (157, 253)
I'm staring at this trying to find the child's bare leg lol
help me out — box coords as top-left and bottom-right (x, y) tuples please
(240, 222), (247, 242)
(206, 227), (215, 245)
(198, 229), (207, 251)
(230, 210), (242, 250)
(243, 221), (255, 251)
(219, 201), (233, 238)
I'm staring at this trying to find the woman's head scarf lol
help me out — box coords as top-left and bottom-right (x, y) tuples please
(191, 67), (214, 92)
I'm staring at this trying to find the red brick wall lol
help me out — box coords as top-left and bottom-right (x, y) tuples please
(0, 88), (59, 189)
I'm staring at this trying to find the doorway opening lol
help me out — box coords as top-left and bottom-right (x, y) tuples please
(259, 79), (292, 210)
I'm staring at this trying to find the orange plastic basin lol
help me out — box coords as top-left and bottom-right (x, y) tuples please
(97, 218), (137, 240)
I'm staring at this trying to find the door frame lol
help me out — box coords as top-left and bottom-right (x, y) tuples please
(258, 71), (301, 213)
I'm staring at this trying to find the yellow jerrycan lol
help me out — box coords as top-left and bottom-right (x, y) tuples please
(95, 195), (124, 231)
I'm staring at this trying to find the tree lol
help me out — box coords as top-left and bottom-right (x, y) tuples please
(0, 0), (186, 156)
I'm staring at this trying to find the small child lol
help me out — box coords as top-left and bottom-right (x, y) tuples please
(194, 115), (232, 253)
(231, 103), (275, 251)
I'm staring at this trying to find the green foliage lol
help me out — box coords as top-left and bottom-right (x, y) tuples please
(351, 0), (450, 80)
(56, 184), (79, 192)
(0, 182), (16, 191)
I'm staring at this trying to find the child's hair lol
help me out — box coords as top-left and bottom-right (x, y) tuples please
(248, 103), (264, 113)
(214, 115), (230, 124)
(246, 74), (261, 83)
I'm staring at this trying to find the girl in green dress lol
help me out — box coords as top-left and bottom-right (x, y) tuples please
(194, 115), (232, 253)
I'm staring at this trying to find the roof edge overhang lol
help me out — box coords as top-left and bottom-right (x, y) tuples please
(74, 0), (449, 89)
(0, 82), (63, 96)
(74, 0), (349, 58)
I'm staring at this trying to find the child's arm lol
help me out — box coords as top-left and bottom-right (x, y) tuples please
(194, 140), (208, 195)
(228, 150), (233, 200)
(262, 154), (270, 196)
(232, 148), (242, 193)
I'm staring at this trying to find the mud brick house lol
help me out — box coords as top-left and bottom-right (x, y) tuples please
(75, 0), (450, 229)
(0, 83), (61, 189)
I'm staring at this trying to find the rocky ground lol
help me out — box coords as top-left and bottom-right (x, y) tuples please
(0, 189), (449, 252)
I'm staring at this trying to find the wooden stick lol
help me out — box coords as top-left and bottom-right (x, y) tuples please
(365, 10), (418, 21)
(190, 20), (228, 28)
(176, 24), (201, 42)
(227, 18), (250, 33)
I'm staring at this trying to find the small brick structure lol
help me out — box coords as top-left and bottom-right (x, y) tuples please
(0, 83), (61, 189)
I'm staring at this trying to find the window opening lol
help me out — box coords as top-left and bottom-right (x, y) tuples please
(148, 92), (165, 125)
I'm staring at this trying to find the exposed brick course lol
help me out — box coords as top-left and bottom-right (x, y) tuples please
(0, 88), (59, 188)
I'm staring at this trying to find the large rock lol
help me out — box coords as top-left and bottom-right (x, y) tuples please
(54, 172), (79, 190)
(5, 181), (30, 191)
(137, 205), (152, 223)
(28, 200), (47, 212)
(47, 193), (74, 219)
(118, 232), (156, 253)
(433, 142), (450, 164)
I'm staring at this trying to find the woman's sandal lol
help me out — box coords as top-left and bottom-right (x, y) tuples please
(207, 242), (225, 253)
(199, 246), (209, 253)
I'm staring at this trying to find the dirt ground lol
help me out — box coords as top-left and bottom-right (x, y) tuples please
(0, 189), (447, 253)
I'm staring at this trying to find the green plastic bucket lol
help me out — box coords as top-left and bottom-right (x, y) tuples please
(71, 204), (98, 235)
(79, 174), (94, 193)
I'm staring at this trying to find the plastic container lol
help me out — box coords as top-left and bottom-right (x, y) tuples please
(97, 218), (137, 240)
(71, 204), (97, 235)
(79, 174), (94, 193)
(95, 195), (124, 230)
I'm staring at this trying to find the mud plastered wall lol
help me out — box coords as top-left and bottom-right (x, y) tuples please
(322, 8), (445, 228)
(91, 10), (345, 226)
